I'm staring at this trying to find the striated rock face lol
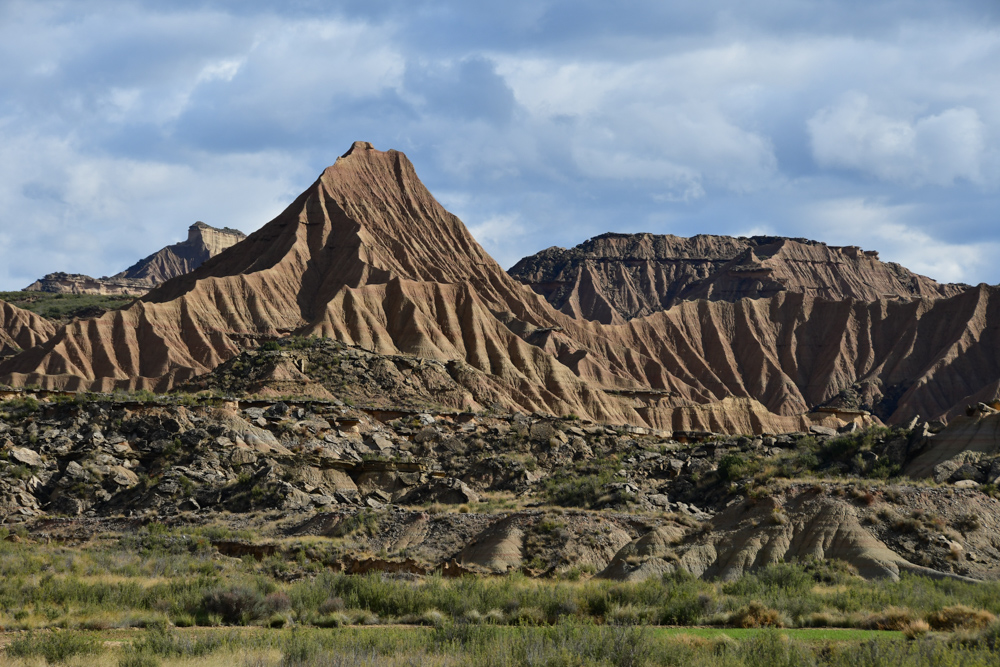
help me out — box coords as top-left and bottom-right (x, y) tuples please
(0, 300), (57, 359)
(3, 142), (1000, 431)
(22, 273), (149, 296)
(509, 233), (968, 324)
(113, 221), (246, 285)
(24, 222), (246, 296)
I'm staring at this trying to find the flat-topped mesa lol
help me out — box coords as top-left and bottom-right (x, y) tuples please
(509, 232), (969, 323)
(112, 221), (247, 285)
(23, 222), (247, 297)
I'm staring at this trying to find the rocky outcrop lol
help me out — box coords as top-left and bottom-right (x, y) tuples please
(113, 221), (246, 285)
(24, 222), (246, 296)
(21, 273), (151, 297)
(509, 233), (968, 324)
(0, 300), (56, 359)
(599, 490), (983, 583)
(3, 142), (1000, 431)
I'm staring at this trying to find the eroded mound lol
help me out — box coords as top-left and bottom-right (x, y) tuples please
(0, 300), (56, 360)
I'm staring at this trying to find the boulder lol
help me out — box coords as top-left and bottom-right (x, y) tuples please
(8, 447), (42, 467)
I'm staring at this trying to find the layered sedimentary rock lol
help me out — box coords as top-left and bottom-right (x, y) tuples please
(509, 233), (968, 324)
(0, 300), (57, 359)
(24, 222), (246, 296)
(3, 142), (1000, 432)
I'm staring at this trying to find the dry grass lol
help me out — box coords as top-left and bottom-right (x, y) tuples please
(727, 602), (784, 628)
(857, 606), (916, 631)
(926, 605), (996, 631)
(902, 619), (931, 639)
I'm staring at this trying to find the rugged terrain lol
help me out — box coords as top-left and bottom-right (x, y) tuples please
(0, 300), (57, 360)
(5, 331), (1000, 583)
(509, 233), (968, 324)
(3, 142), (1000, 432)
(24, 221), (246, 296)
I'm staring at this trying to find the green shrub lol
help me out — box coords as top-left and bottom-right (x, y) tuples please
(7, 630), (100, 663)
(201, 586), (267, 624)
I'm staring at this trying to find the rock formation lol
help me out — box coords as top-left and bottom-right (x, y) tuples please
(509, 233), (968, 324)
(0, 300), (57, 360)
(24, 222), (246, 296)
(3, 142), (1000, 431)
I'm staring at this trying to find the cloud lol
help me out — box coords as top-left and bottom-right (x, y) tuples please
(466, 213), (529, 270)
(804, 197), (996, 283)
(2, 1), (1000, 291)
(403, 57), (517, 125)
(0, 128), (309, 288)
(808, 93), (987, 186)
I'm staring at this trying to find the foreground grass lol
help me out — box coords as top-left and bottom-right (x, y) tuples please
(1, 526), (1000, 638)
(1, 625), (998, 667)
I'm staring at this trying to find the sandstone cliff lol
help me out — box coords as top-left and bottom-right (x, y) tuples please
(0, 299), (57, 359)
(24, 222), (246, 296)
(2, 142), (999, 432)
(509, 233), (968, 324)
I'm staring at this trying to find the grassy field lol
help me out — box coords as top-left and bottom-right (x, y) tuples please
(0, 524), (999, 664)
(0, 624), (995, 666)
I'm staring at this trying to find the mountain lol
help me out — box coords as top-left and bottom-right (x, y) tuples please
(509, 233), (969, 324)
(0, 300), (56, 360)
(23, 222), (246, 296)
(3, 142), (1000, 432)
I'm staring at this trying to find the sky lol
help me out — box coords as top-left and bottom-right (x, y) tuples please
(1, 0), (999, 290)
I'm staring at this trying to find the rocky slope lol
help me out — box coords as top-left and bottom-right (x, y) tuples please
(3, 391), (998, 581)
(24, 222), (246, 296)
(509, 233), (968, 324)
(0, 300), (57, 360)
(3, 142), (1000, 430)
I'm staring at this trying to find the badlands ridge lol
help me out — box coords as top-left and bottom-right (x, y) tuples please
(2, 141), (1000, 435)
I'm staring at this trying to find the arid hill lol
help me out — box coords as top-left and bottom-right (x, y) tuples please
(24, 222), (246, 296)
(0, 299), (57, 360)
(509, 233), (968, 324)
(3, 142), (1000, 431)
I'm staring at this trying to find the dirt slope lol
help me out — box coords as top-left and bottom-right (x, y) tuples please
(510, 233), (967, 324)
(3, 142), (1000, 430)
(0, 300), (56, 360)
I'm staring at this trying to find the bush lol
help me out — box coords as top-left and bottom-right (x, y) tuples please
(858, 606), (916, 630)
(927, 605), (996, 631)
(318, 596), (345, 614)
(201, 586), (267, 624)
(7, 631), (100, 663)
(902, 619), (930, 639)
(728, 602), (783, 628)
(718, 453), (750, 482)
(119, 655), (161, 667)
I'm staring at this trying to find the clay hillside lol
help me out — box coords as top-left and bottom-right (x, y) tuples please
(24, 221), (246, 296)
(509, 233), (969, 324)
(0, 300), (56, 360)
(3, 142), (1000, 432)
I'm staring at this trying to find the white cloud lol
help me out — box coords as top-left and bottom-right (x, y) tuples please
(804, 198), (995, 283)
(0, 128), (310, 287)
(466, 213), (530, 270)
(2, 2), (1000, 290)
(808, 93), (987, 186)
